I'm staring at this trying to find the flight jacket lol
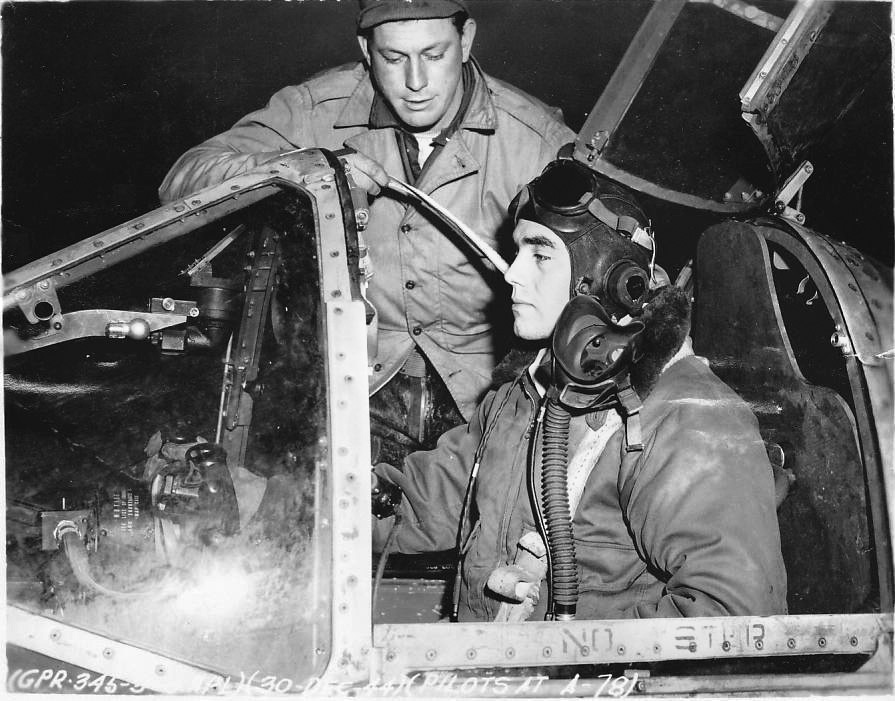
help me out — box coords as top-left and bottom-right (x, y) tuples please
(373, 349), (788, 621)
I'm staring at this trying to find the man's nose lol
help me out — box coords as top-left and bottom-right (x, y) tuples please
(405, 57), (427, 92)
(503, 258), (520, 287)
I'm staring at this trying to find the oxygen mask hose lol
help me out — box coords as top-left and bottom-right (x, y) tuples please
(56, 522), (160, 599)
(540, 395), (578, 621)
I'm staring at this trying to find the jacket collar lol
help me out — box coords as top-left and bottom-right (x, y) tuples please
(334, 57), (497, 133)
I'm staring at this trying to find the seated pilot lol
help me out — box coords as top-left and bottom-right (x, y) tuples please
(371, 159), (787, 621)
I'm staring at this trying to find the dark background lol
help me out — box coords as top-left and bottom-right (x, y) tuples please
(2, 0), (892, 274)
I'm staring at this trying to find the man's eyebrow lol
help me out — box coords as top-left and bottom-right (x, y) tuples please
(520, 234), (556, 248)
(378, 41), (448, 55)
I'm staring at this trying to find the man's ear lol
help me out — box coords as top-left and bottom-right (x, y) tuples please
(357, 34), (371, 65)
(460, 18), (476, 62)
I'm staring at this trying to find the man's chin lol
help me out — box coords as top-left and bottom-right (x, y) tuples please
(513, 323), (549, 342)
(392, 103), (443, 131)
(398, 113), (439, 131)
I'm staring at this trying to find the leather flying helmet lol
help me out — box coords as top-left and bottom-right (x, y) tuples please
(509, 157), (654, 320)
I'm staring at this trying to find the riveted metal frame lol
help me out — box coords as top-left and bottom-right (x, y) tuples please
(758, 220), (894, 612)
(739, 0), (832, 116)
(305, 168), (374, 688)
(573, 0), (686, 166)
(5, 148), (373, 692)
(691, 0), (785, 32)
(571, 0), (776, 215)
(7, 607), (235, 695)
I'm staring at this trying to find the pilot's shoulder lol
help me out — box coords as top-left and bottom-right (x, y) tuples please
(301, 62), (367, 106)
(651, 356), (756, 425)
(484, 72), (571, 139)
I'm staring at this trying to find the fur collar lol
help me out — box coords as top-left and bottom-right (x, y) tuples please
(490, 286), (692, 402)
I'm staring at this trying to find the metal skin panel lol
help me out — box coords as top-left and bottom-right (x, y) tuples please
(311, 169), (375, 686)
(763, 221), (894, 613)
(371, 614), (891, 678)
(5, 149), (373, 691)
(7, 606), (233, 695)
(758, 220), (893, 611)
(763, 221), (893, 473)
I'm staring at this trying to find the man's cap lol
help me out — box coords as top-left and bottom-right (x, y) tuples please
(357, 0), (469, 30)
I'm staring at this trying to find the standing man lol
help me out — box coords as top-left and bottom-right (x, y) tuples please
(159, 0), (575, 464)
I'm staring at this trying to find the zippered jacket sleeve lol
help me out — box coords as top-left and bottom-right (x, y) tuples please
(159, 85), (311, 203)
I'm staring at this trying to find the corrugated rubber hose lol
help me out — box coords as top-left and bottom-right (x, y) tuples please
(540, 397), (578, 620)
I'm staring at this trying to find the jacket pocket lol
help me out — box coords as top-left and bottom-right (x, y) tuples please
(439, 326), (496, 355)
(461, 561), (497, 622)
(575, 540), (648, 594)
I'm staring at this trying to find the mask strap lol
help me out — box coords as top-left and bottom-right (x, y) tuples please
(616, 383), (643, 452)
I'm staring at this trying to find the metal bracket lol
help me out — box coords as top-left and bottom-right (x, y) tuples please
(149, 297), (199, 317)
(181, 224), (247, 279)
(4, 309), (188, 356)
(219, 228), (281, 472)
(773, 160), (814, 224)
(11, 277), (63, 324)
(723, 176), (765, 205)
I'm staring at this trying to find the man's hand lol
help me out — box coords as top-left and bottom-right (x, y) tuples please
(371, 467), (403, 519)
(340, 151), (390, 196)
